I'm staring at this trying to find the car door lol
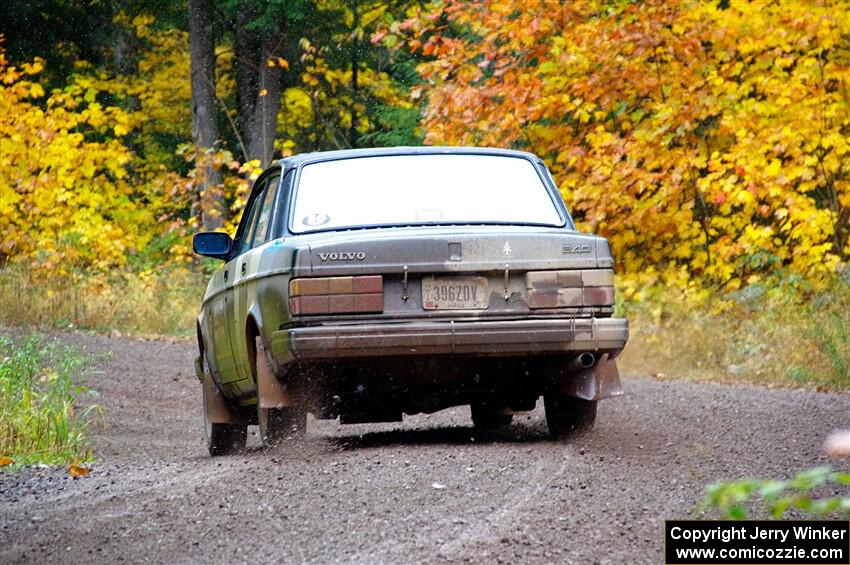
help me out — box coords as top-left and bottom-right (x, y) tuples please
(203, 262), (237, 384)
(229, 171), (281, 382)
(215, 174), (270, 386)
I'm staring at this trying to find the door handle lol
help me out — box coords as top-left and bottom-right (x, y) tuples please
(224, 270), (228, 282)
(241, 262), (247, 275)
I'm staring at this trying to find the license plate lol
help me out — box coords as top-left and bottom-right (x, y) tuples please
(422, 276), (489, 310)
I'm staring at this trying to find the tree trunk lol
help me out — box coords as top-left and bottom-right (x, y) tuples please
(246, 31), (284, 166)
(189, 0), (223, 230)
(233, 10), (293, 167)
(234, 2), (259, 155)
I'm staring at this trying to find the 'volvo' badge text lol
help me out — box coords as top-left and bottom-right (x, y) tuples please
(318, 251), (367, 261)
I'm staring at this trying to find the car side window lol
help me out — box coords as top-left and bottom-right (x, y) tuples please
(251, 174), (280, 248)
(236, 177), (268, 255)
(239, 204), (261, 254)
(270, 169), (295, 239)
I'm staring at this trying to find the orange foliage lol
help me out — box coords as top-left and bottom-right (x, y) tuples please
(398, 0), (850, 294)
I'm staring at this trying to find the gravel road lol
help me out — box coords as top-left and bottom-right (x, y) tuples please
(0, 332), (847, 564)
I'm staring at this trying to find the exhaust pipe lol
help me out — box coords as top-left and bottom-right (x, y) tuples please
(572, 352), (596, 370)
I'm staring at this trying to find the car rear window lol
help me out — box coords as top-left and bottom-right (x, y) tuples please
(290, 154), (563, 233)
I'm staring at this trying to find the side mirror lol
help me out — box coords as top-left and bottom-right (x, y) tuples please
(193, 232), (233, 260)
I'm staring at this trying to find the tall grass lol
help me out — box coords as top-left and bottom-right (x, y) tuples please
(0, 264), (206, 336)
(0, 334), (100, 465)
(618, 277), (850, 391)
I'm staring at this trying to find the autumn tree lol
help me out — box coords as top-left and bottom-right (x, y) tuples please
(225, 1), (311, 165)
(0, 1), (420, 272)
(395, 0), (850, 293)
(0, 45), (144, 271)
(280, 0), (421, 152)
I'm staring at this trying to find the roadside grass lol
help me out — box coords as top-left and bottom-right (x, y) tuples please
(0, 264), (206, 337)
(0, 334), (101, 466)
(618, 277), (850, 391)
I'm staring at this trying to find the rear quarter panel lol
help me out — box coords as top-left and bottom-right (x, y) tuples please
(242, 239), (300, 375)
(199, 266), (239, 384)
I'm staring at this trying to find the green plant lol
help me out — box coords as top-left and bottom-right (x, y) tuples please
(702, 467), (850, 520)
(0, 334), (101, 465)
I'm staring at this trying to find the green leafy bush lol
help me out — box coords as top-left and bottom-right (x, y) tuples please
(702, 467), (850, 520)
(0, 334), (101, 465)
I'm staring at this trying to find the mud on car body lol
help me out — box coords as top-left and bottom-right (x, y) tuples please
(192, 146), (628, 455)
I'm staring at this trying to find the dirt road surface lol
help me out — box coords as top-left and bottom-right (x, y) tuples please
(0, 332), (847, 564)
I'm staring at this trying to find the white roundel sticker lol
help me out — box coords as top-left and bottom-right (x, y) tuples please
(302, 213), (330, 226)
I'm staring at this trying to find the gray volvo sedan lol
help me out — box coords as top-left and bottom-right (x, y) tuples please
(193, 147), (628, 455)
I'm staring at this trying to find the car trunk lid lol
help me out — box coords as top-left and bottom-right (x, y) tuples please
(294, 226), (608, 276)
(285, 226), (615, 320)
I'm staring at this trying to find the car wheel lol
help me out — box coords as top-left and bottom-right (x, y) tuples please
(258, 405), (306, 446)
(203, 372), (247, 456)
(544, 392), (597, 439)
(470, 403), (513, 429)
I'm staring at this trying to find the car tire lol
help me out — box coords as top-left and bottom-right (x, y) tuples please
(203, 372), (247, 456)
(544, 392), (597, 439)
(470, 403), (513, 429)
(258, 405), (306, 446)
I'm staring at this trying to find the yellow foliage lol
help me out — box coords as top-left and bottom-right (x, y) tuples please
(105, 12), (193, 169)
(0, 48), (145, 272)
(0, 18), (265, 273)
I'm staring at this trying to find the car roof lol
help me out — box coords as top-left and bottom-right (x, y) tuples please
(275, 146), (542, 168)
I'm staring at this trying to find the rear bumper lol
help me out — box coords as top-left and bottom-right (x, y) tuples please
(271, 317), (628, 361)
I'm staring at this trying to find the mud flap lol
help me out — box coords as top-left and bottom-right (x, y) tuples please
(203, 372), (237, 424)
(558, 353), (623, 401)
(194, 355), (204, 382)
(255, 337), (293, 409)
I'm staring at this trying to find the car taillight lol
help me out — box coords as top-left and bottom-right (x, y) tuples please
(289, 275), (384, 315)
(526, 269), (615, 308)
